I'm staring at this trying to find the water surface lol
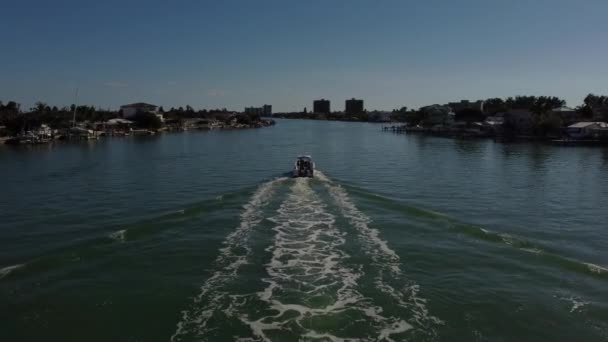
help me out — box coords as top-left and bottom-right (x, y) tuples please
(1, 119), (607, 341)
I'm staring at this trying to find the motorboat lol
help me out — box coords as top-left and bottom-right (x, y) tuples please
(293, 155), (315, 178)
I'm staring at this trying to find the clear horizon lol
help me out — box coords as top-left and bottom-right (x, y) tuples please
(1, 0), (607, 112)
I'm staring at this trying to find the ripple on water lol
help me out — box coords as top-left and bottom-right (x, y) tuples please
(0, 263), (25, 280)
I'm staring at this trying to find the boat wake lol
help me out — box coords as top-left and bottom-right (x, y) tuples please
(108, 229), (126, 242)
(344, 182), (608, 281)
(317, 171), (443, 333)
(172, 173), (440, 341)
(172, 177), (286, 341)
(450, 223), (608, 280)
(0, 263), (25, 280)
(238, 177), (417, 341)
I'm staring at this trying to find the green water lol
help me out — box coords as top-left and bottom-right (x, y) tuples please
(1, 119), (607, 341)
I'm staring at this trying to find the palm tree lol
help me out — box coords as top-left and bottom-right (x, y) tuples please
(34, 101), (47, 113)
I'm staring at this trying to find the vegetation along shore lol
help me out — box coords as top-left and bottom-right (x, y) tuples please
(3, 93), (608, 147)
(0, 101), (275, 145)
(276, 94), (608, 145)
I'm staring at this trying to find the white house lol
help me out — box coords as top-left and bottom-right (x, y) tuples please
(120, 103), (158, 119)
(566, 122), (608, 139)
(36, 124), (52, 138)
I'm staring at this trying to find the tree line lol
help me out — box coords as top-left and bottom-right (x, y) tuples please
(0, 101), (119, 134)
(0, 101), (266, 135)
(390, 96), (568, 123)
(389, 95), (608, 137)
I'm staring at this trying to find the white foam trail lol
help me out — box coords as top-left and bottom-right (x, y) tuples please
(569, 298), (589, 313)
(585, 262), (608, 275)
(316, 171), (400, 269)
(108, 229), (126, 242)
(239, 178), (413, 341)
(301, 331), (348, 342)
(520, 247), (542, 255)
(165, 208), (185, 215)
(314, 170), (330, 183)
(556, 293), (591, 313)
(171, 177), (286, 341)
(500, 234), (514, 246)
(379, 320), (414, 342)
(0, 264), (25, 280)
(317, 171), (442, 332)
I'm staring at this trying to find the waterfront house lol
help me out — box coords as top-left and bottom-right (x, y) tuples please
(120, 102), (164, 122)
(566, 122), (608, 139)
(421, 104), (454, 126)
(36, 124), (52, 139)
(120, 103), (157, 118)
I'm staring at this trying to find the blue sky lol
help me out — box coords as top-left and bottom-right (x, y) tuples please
(1, 0), (607, 112)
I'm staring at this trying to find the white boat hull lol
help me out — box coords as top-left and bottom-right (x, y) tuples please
(293, 155), (315, 178)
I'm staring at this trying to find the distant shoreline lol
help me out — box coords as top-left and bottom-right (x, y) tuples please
(1, 118), (275, 146)
(382, 124), (608, 146)
(271, 114), (386, 123)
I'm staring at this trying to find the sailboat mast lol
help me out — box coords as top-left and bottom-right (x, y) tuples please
(72, 88), (78, 127)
